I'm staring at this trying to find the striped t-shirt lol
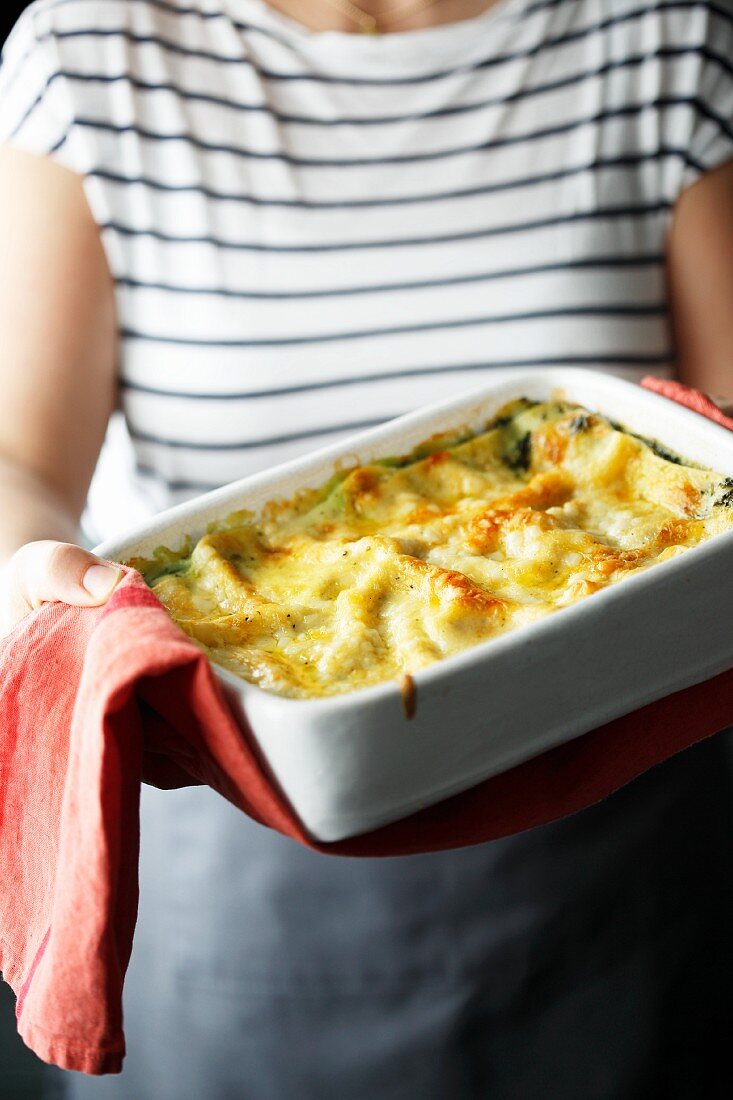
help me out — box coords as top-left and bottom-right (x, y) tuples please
(1, 0), (733, 541)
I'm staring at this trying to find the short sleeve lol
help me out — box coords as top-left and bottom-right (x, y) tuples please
(0, 4), (82, 174)
(678, 1), (733, 191)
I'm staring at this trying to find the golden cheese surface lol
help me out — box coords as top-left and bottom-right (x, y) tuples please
(130, 399), (733, 699)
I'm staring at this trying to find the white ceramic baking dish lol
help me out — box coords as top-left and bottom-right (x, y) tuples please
(95, 369), (733, 842)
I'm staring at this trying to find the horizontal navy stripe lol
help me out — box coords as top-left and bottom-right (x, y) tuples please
(120, 304), (667, 350)
(103, 201), (671, 254)
(71, 96), (725, 168)
(120, 353), (673, 402)
(134, 464), (224, 491)
(41, 0), (562, 49)
(8, 98), (39, 143)
(87, 149), (701, 210)
(48, 127), (69, 155)
(130, 415), (398, 451)
(31, 2), (733, 88)
(38, 0), (314, 51)
(22, 43), (733, 130)
(115, 254), (664, 301)
(124, 303), (668, 350)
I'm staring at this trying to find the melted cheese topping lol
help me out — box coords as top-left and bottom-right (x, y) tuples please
(130, 400), (733, 699)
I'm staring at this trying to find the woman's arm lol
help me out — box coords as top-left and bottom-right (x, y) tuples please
(667, 160), (733, 410)
(0, 147), (121, 629)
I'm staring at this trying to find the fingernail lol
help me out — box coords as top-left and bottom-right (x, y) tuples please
(82, 563), (122, 600)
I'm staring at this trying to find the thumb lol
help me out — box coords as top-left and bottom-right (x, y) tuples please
(8, 540), (123, 621)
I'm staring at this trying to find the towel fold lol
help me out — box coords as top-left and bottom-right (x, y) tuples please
(1, 377), (732, 1075)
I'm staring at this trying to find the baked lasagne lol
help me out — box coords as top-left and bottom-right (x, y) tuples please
(130, 399), (733, 699)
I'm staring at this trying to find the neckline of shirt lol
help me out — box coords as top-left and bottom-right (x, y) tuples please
(222, 0), (533, 63)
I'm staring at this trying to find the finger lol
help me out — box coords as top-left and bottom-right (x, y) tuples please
(12, 540), (123, 613)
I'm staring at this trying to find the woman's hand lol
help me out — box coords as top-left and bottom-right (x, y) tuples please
(0, 541), (122, 636)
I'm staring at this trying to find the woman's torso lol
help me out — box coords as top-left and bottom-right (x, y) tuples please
(51, 0), (704, 537)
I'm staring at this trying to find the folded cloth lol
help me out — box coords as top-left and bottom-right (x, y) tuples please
(1, 377), (733, 1075)
(641, 375), (733, 429)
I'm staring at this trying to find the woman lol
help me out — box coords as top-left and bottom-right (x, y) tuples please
(1, 0), (732, 1096)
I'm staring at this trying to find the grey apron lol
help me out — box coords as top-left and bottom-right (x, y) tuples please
(60, 732), (733, 1100)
